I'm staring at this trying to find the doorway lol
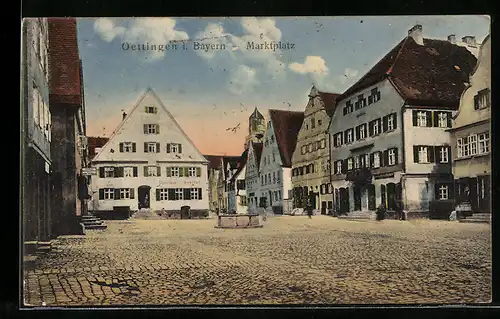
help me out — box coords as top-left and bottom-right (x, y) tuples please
(339, 188), (349, 214)
(321, 201), (327, 215)
(138, 185), (151, 209)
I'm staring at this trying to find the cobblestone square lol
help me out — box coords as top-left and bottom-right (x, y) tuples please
(23, 216), (491, 306)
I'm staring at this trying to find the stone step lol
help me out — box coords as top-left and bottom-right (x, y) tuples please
(82, 220), (104, 226)
(84, 224), (108, 230)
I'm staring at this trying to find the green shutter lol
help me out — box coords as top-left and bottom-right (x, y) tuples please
(119, 142), (124, 152)
(132, 143), (136, 152)
(156, 189), (161, 201)
(130, 188), (135, 199)
(178, 144), (182, 153)
(156, 142), (160, 153)
(145, 106), (148, 113)
(413, 146), (419, 163)
(179, 167), (184, 177)
(184, 167), (189, 177)
(99, 167), (105, 178)
(133, 167), (138, 177)
(196, 167), (201, 177)
(157, 166), (161, 176)
(144, 166), (148, 177)
(156, 124), (160, 134)
(166, 167), (171, 177)
(198, 188), (202, 200)
(144, 124), (148, 134)
(114, 188), (120, 200)
(99, 189), (104, 200)
(144, 142), (148, 153)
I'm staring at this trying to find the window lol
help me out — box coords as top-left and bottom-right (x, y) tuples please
(359, 124), (366, 139)
(147, 166), (158, 177)
(175, 188), (184, 200)
(170, 167), (180, 177)
(347, 130), (353, 143)
(273, 172), (276, 184)
(336, 134), (342, 146)
(320, 139), (326, 149)
(417, 111), (427, 127)
(336, 161), (342, 175)
(264, 175), (268, 185)
(387, 114), (394, 131)
(145, 106), (157, 113)
(347, 158), (353, 171)
(159, 189), (168, 200)
(457, 138), (464, 158)
(474, 89), (491, 110)
(438, 112), (448, 128)
(301, 145), (307, 154)
(388, 149), (396, 166)
(104, 188), (114, 200)
(354, 156), (360, 169)
(371, 88), (381, 102)
(364, 154), (370, 168)
(418, 146), (428, 163)
(144, 124), (159, 134)
(439, 147), (449, 163)
(373, 152), (380, 168)
(469, 134), (477, 155)
(373, 119), (379, 136)
(438, 185), (449, 200)
(188, 167), (197, 177)
(104, 167), (115, 178)
(311, 117), (316, 129)
(119, 188), (131, 199)
(147, 142), (157, 153)
(124, 167), (134, 177)
(121, 142), (135, 153)
(478, 132), (490, 154)
(190, 188), (200, 200)
(167, 143), (182, 153)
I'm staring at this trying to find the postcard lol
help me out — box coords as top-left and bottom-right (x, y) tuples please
(20, 16), (491, 307)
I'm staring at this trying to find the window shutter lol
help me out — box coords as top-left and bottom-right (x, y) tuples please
(333, 134), (338, 147)
(156, 189), (161, 201)
(428, 146), (435, 163)
(154, 106), (158, 114)
(474, 94), (479, 110)
(168, 189), (175, 200)
(99, 167), (105, 178)
(157, 166), (161, 176)
(342, 159), (347, 173)
(179, 167), (184, 177)
(447, 146), (452, 162)
(436, 146), (442, 163)
(434, 183), (440, 200)
(355, 126), (360, 140)
(133, 167), (138, 177)
(132, 143), (136, 152)
(368, 121), (373, 136)
(144, 166), (148, 177)
(412, 110), (418, 126)
(130, 188), (135, 199)
(196, 167), (201, 177)
(156, 124), (160, 134)
(394, 148), (399, 165)
(392, 113), (397, 129)
(156, 142), (160, 153)
(178, 144), (182, 153)
(166, 167), (171, 177)
(370, 153), (375, 168)
(198, 188), (202, 200)
(99, 189), (104, 200)
(344, 131), (348, 143)
(183, 188), (191, 200)
(114, 188), (120, 200)
(382, 116), (388, 132)
(144, 106), (148, 113)
(433, 112), (439, 127)
(119, 167), (125, 177)
(114, 168), (119, 178)
(383, 150), (389, 167)
(413, 146), (419, 163)
(119, 143), (124, 152)
(426, 111), (432, 127)
(144, 142), (148, 153)
(184, 167), (189, 176)
(447, 112), (452, 128)
(144, 124), (148, 134)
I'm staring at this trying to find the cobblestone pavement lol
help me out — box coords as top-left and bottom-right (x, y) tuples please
(23, 216), (491, 306)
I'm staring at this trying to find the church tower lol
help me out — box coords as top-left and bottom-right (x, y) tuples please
(244, 107), (265, 150)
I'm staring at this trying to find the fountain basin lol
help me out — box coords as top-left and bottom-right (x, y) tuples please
(215, 214), (263, 229)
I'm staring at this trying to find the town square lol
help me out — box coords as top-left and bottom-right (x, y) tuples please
(21, 16), (491, 307)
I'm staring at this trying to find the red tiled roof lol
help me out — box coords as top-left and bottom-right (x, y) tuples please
(338, 36), (477, 108)
(252, 142), (263, 167)
(230, 149), (249, 182)
(269, 109), (305, 168)
(87, 136), (109, 160)
(48, 18), (82, 106)
(318, 92), (341, 117)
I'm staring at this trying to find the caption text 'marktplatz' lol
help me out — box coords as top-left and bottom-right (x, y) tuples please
(122, 41), (295, 53)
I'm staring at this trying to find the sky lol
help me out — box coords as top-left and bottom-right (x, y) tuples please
(77, 16), (490, 156)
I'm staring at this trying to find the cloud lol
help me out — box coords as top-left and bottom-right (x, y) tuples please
(93, 18), (189, 61)
(289, 56), (329, 76)
(228, 65), (259, 95)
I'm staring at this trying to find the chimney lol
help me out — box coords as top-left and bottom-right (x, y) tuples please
(462, 36), (477, 46)
(448, 34), (456, 44)
(408, 24), (424, 45)
(122, 112), (127, 121)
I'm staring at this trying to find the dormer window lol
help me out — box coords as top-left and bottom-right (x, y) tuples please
(474, 89), (491, 110)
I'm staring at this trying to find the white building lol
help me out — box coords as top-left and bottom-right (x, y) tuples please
(328, 25), (478, 219)
(259, 109), (304, 214)
(89, 88), (210, 217)
(245, 141), (263, 214)
(227, 149), (248, 214)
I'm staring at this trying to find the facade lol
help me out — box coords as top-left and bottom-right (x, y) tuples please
(228, 149), (249, 214)
(259, 109), (304, 214)
(89, 88), (210, 215)
(328, 25), (477, 218)
(448, 34), (491, 213)
(204, 155), (224, 213)
(244, 107), (265, 150)
(21, 18), (52, 242)
(291, 86), (340, 215)
(48, 18), (87, 235)
(245, 141), (263, 213)
(216, 157), (240, 213)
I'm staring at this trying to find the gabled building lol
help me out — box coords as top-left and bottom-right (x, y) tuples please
(89, 88), (209, 217)
(246, 141), (263, 213)
(291, 86), (340, 215)
(204, 155), (225, 213)
(448, 34), (491, 213)
(328, 24), (477, 219)
(259, 109), (304, 214)
(215, 156), (240, 213)
(228, 149), (248, 214)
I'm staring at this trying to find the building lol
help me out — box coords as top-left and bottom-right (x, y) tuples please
(48, 18), (87, 236)
(204, 155), (224, 213)
(216, 156), (240, 213)
(227, 149), (249, 214)
(291, 86), (340, 215)
(448, 34), (491, 213)
(89, 88), (210, 217)
(328, 25), (477, 218)
(259, 109), (304, 214)
(21, 18), (52, 243)
(244, 107), (265, 150)
(245, 141), (263, 213)
(88, 136), (109, 160)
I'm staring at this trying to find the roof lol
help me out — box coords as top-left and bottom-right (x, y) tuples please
(222, 156), (240, 170)
(230, 149), (249, 182)
(338, 36), (477, 108)
(268, 109), (305, 168)
(203, 155), (225, 170)
(318, 92), (341, 117)
(252, 142), (263, 167)
(87, 136), (109, 160)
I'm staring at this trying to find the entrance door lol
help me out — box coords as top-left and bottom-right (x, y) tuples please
(321, 201), (327, 215)
(367, 184), (376, 210)
(268, 191), (273, 207)
(353, 186), (362, 211)
(387, 183), (396, 211)
(339, 188), (349, 214)
(361, 187), (369, 211)
(138, 185), (151, 209)
(327, 201), (333, 215)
